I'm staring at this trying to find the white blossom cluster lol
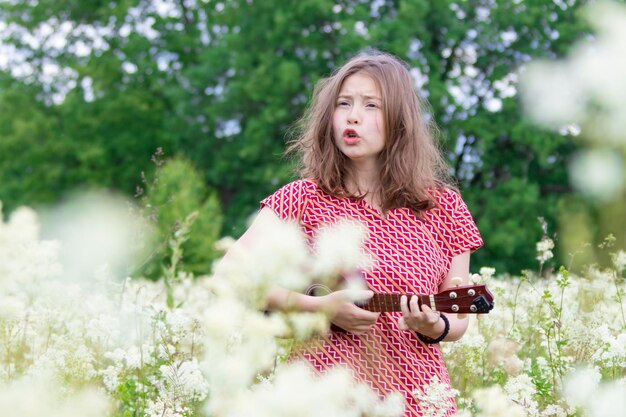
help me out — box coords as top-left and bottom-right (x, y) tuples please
(203, 213), (400, 417)
(521, 2), (626, 146)
(536, 236), (555, 263)
(521, 1), (626, 201)
(412, 375), (458, 417)
(1, 197), (625, 417)
(443, 260), (626, 417)
(0, 201), (402, 417)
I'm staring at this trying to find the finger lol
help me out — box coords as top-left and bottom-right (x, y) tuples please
(409, 295), (420, 315)
(344, 303), (380, 321)
(419, 304), (441, 324)
(397, 317), (409, 331)
(358, 307), (380, 321)
(370, 311), (381, 320)
(400, 295), (411, 317)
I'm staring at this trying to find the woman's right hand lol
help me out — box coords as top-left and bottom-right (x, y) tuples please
(318, 290), (380, 334)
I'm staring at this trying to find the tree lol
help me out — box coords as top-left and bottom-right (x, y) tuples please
(0, 0), (592, 274)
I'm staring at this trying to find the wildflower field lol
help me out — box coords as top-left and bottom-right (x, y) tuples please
(2, 1), (626, 417)
(0, 199), (624, 417)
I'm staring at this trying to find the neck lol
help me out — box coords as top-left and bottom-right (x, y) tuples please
(347, 160), (380, 194)
(345, 161), (382, 211)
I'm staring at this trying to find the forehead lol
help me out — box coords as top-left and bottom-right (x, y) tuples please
(338, 72), (381, 97)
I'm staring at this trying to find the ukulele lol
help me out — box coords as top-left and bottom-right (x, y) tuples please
(306, 278), (494, 315)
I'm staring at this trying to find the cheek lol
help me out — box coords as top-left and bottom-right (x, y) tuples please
(331, 113), (341, 136)
(375, 114), (385, 134)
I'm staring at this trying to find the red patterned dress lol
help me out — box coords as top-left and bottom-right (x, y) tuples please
(261, 179), (483, 416)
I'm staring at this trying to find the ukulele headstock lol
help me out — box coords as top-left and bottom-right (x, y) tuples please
(435, 284), (494, 314)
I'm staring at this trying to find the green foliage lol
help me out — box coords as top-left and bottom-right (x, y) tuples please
(529, 358), (553, 401)
(0, 0), (596, 273)
(0, 78), (65, 208)
(141, 156), (223, 279)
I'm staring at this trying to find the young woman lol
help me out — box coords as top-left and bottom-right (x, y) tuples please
(237, 51), (483, 416)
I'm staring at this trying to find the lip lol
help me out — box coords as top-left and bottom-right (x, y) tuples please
(343, 128), (360, 145)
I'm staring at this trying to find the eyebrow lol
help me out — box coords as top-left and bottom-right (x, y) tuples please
(337, 94), (382, 101)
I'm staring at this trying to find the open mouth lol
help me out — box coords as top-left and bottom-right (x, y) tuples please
(343, 129), (359, 139)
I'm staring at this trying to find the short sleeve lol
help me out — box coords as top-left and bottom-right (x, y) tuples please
(432, 189), (484, 257)
(260, 179), (314, 222)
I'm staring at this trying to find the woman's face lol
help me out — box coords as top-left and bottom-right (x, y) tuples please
(332, 72), (386, 168)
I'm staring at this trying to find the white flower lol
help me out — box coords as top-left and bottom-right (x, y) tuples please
(145, 397), (189, 417)
(479, 267), (496, 280)
(504, 374), (539, 417)
(160, 359), (209, 402)
(371, 391), (405, 417)
(502, 356), (524, 376)
(540, 404), (568, 417)
(214, 363), (402, 417)
(213, 212), (309, 294)
(42, 192), (152, 283)
(214, 236), (236, 252)
(520, 61), (586, 127)
(312, 220), (370, 279)
(0, 295), (27, 318)
(520, 2), (626, 146)
(0, 377), (111, 417)
(536, 236), (555, 263)
(7, 206), (40, 243)
(412, 375), (457, 417)
(612, 250), (626, 273)
(563, 366), (601, 409)
(569, 376), (626, 417)
(473, 385), (525, 417)
(569, 150), (624, 200)
(287, 312), (328, 340)
(488, 338), (519, 364)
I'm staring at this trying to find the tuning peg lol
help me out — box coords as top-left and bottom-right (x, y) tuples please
(456, 313), (468, 320)
(450, 276), (463, 287)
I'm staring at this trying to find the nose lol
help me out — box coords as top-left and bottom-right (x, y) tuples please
(347, 107), (361, 124)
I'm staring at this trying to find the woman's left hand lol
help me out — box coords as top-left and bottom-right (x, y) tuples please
(398, 295), (445, 338)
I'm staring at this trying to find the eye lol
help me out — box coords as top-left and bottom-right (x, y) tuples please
(337, 100), (350, 107)
(366, 102), (380, 109)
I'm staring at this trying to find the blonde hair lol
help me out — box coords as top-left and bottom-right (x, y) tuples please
(288, 50), (455, 214)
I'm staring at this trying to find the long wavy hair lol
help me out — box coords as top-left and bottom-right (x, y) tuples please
(288, 50), (455, 214)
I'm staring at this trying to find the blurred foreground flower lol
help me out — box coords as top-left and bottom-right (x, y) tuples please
(520, 0), (626, 269)
(521, 1), (626, 202)
(218, 363), (404, 417)
(206, 212), (403, 417)
(471, 385), (525, 417)
(0, 200), (403, 417)
(41, 192), (153, 283)
(563, 367), (626, 417)
(0, 377), (111, 417)
(568, 149), (624, 201)
(521, 1), (626, 147)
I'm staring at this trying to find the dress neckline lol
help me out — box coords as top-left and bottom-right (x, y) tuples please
(350, 196), (387, 219)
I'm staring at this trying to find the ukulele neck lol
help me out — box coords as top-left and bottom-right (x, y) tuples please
(358, 293), (430, 313)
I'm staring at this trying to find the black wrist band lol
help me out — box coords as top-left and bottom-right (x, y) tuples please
(416, 314), (450, 344)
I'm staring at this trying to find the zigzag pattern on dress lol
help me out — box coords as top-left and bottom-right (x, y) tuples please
(261, 179), (483, 417)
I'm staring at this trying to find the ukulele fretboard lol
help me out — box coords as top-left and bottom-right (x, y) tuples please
(358, 293), (429, 312)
